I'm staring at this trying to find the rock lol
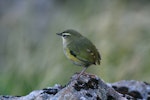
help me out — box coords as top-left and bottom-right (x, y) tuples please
(0, 73), (150, 100)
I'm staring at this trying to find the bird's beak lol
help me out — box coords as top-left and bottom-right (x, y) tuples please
(56, 32), (62, 36)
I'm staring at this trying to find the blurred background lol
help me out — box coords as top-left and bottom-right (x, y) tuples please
(0, 0), (150, 96)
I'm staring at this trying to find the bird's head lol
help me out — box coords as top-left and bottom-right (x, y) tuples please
(56, 29), (82, 44)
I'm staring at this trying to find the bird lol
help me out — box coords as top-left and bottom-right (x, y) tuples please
(56, 29), (101, 79)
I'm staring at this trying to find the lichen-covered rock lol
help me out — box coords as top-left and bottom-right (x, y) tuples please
(0, 73), (150, 100)
(109, 80), (150, 100)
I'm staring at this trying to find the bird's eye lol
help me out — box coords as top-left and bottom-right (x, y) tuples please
(62, 35), (67, 37)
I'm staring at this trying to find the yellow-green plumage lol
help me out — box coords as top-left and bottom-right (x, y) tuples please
(57, 29), (101, 78)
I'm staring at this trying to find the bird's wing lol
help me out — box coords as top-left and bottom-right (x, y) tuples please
(68, 37), (101, 65)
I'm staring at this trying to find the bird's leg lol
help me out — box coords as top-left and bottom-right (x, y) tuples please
(76, 67), (87, 79)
